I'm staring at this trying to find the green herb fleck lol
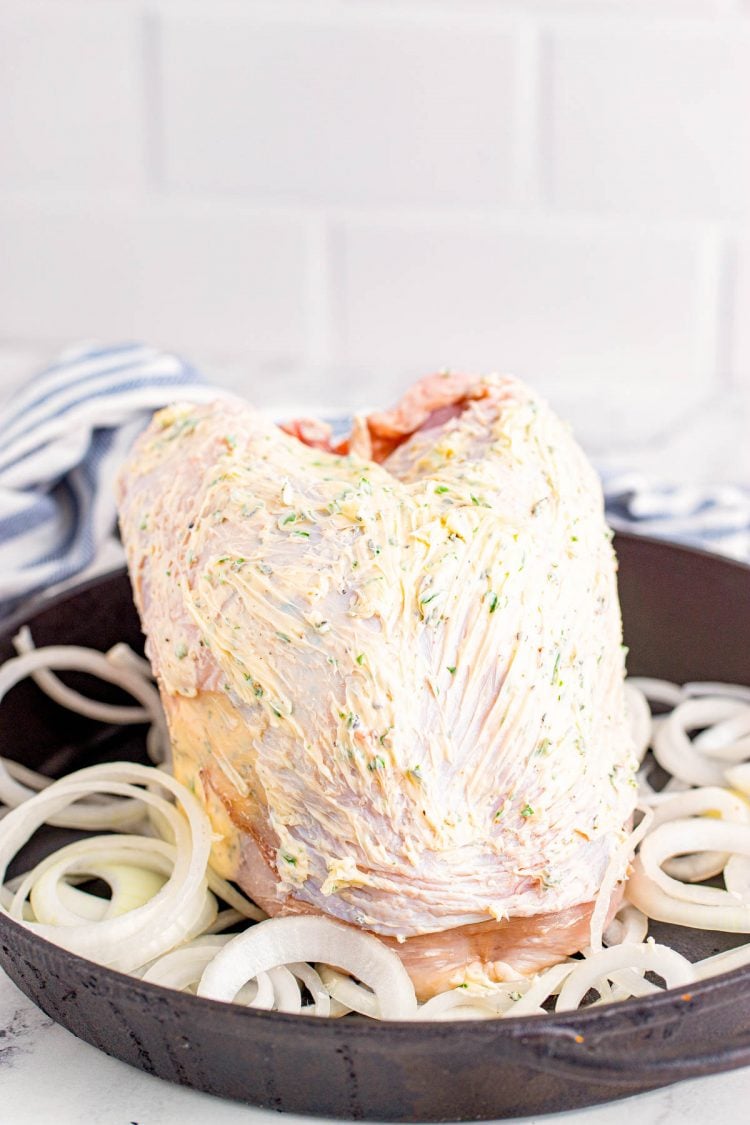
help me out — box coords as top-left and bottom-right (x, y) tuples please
(356, 653), (365, 665)
(435, 485), (450, 495)
(174, 642), (188, 660)
(520, 804), (534, 818)
(276, 632), (292, 643)
(282, 853), (297, 866)
(368, 756), (386, 772)
(488, 592), (498, 614)
(551, 651), (561, 684)
(447, 665), (456, 675)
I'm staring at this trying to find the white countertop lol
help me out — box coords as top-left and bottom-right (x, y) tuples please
(1, 967), (749, 1123)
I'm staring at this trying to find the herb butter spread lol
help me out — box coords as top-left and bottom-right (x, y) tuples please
(117, 374), (637, 957)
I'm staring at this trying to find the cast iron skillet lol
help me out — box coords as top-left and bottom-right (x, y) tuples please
(1, 532), (749, 1121)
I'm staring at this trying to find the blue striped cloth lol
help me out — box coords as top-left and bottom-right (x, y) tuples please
(0, 343), (226, 620)
(0, 343), (748, 621)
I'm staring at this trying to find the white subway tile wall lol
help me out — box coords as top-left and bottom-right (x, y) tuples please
(0, 0), (748, 476)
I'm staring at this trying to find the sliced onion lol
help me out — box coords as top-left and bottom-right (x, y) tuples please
(288, 962), (331, 1017)
(693, 707), (750, 762)
(31, 859), (167, 923)
(506, 961), (575, 1017)
(555, 942), (695, 1012)
(639, 818), (750, 907)
(268, 966), (302, 1014)
(726, 763), (750, 797)
(627, 820), (750, 931)
(416, 991), (501, 1021)
(317, 964), (380, 1018)
(626, 677), (683, 708)
(12, 627), (153, 726)
(694, 942), (750, 980)
(198, 916), (418, 1020)
(0, 648), (171, 827)
(684, 682), (750, 705)
(724, 855), (750, 904)
(648, 786), (747, 882)
(106, 643), (155, 681)
(603, 903), (648, 947)
(0, 762), (213, 972)
(652, 698), (748, 787)
(589, 810), (652, 952)
(142, 936), (233, 990)
(2, 758), (53, 792)
(624, 682), (652, 763)
(204, 909), (245, 934)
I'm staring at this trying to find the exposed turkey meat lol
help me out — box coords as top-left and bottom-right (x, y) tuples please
(117, 374), (637, 998)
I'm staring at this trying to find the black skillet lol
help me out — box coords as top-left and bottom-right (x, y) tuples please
(1, 531), (749, 1121)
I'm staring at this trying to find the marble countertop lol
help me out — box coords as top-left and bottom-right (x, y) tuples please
(1, 967), (749, 1123)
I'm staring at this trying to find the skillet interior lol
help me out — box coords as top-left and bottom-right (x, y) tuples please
(0, 531), (749, 1121)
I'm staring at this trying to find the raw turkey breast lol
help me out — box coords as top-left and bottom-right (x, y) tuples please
(117, 373), (637, 997)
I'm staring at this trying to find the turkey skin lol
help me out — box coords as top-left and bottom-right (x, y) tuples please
(117, 374), (637, 997)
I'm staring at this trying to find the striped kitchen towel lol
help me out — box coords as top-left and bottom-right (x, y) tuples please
(602, 470), (750, 563)
(0, 343), (748, 621)
(0, 342), (225, 621)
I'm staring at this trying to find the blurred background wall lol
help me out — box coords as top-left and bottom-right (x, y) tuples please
(0, 0), (748, 481)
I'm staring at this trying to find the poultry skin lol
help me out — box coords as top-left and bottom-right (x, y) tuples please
(117, 373), (637, 998)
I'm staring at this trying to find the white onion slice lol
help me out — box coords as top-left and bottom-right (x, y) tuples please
(268, 966), (302, 1014)
(693, 708), (750, 762)
(317, 964), (380, 1018)
(639, 818), (750, 908)
(106, 643), (155, 681)
(1, 758), (53, 792)
(287, 962), (331, 1017)
(649, 786), (747, 882)
(589, 809), (652, 952)
(626, 678), (683, 708)
(603, 903), (648, 947)
(694, 942), (750, 980)
(555, 942), (695, 1012)
(142, 936), (233, 990)
(31, 859), (167, 924)
(0, 762), (213, 972)
(0, 648), (171, 827)
(652, 698), (748, 787)
(416, 991), (501, 1021)
(624, 682), (652, 763)
(198, 916), (417, 1020)
(724, 855), (750, 904)
(726, 763), (750, 797)
(12, 627), (153, 726)
(506, 961), (575, 1017)
(684, 682), (750, 704)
